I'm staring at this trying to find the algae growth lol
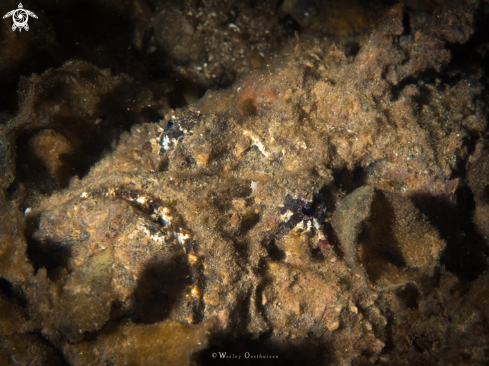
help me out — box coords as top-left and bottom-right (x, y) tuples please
(1, 0), (489, 365)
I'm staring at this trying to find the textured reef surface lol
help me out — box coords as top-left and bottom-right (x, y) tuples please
(1, 0), (489, 365)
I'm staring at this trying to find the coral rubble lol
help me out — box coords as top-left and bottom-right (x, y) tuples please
(1, 0), (489, 365)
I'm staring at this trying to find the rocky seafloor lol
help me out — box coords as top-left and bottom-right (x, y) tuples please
(1, 0), (489, 365)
